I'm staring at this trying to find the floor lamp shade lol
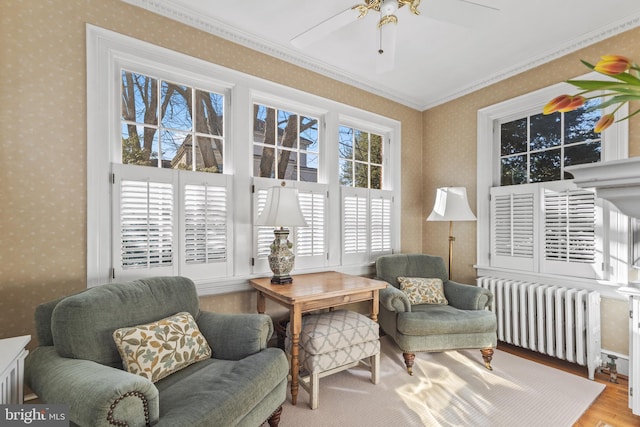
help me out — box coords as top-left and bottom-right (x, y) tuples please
(426, 187), (476, 280)
(256, 184), (308, 284)
(426, 187), (476, 222)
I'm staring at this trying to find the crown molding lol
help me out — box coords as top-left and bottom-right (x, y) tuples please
(122, 0), (640, 112)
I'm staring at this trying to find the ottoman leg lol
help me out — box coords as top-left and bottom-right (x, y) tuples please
(310, 372), (319, 410)
(371, 353), (380, 384)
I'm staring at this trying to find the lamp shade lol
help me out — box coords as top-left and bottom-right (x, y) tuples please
(426, 187), (476, 222)
(256, 185), (308, 227)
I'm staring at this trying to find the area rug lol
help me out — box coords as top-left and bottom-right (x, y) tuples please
(276, 336), (605, 427)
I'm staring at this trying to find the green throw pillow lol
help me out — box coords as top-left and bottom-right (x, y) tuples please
(398, 277), (448, 305)
(113, 311), (211, 383)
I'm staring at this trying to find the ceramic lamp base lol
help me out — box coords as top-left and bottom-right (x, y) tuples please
(268, 227), (296, 285)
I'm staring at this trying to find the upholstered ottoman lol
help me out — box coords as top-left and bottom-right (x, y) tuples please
(285, 310), (380, 409)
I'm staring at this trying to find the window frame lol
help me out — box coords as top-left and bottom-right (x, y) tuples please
(86, 25), (401, 294)
(476, 76), (629, 298)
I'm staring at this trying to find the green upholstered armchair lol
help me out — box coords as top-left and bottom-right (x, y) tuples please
(375, 254), (497, 375)
(25, 276), (289, 427)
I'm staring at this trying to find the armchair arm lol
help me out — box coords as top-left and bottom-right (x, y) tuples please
(379, 285), (412, 313)
(26, 347), (159, 427)
(197, 311), (273, 360)
(444, 280), (493, 310)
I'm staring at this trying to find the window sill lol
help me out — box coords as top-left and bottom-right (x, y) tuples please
(474, 265), (627, 300)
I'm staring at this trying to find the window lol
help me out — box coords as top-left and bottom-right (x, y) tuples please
(87, 25), (401, 292)
(121, 71), (225, 173)
(499, 100), (601, 185)
(111, 64), (237, 284)
(339, 124), (393, 264)
(251, 102), (326, 273)
(477, 78), (629, 289)
(339, 126), (383, 189)
(253, 103), (319, 182)
(113, 70), (233, 281)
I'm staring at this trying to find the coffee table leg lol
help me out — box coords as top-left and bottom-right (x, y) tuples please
(290, 308), (302, 405)
(371, 290), (380, 322)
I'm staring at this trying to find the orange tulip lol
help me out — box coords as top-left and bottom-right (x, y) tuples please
(558, 95), (586, 112)
(594, 55), (631, 75)
(543, 94), (572, 115)
(594, 113), (615, 133)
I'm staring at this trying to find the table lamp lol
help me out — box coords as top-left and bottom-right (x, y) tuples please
(256, 182), (308, 284)
(426, 187), (476, 280)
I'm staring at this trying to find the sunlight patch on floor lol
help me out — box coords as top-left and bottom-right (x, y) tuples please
(394, 351), (524, 425)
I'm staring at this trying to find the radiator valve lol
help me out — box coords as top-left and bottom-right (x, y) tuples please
(606, 354), (618, 384)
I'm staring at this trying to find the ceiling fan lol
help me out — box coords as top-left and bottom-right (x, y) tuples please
(291, 0), (501, 73)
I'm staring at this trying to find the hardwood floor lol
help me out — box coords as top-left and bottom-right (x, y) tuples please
(498, 341), (640, 427)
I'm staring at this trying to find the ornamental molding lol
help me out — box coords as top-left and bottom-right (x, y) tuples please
(568, 157), (640, 219)
(121, 0), (640, 111)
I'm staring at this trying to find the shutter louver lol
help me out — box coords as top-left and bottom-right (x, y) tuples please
(343, 194), (367, 254)
(297, 191), (325, 257)
(544, 189), (595, 263)
(184, 184), (227, 264)
(120, 180), (173, 269)
(370, 195), (391, 253)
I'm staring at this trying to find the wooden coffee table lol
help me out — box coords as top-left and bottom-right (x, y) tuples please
(249, 271), (387, 405)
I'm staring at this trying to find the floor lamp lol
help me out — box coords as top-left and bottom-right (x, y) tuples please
(426, 187), (477, 280)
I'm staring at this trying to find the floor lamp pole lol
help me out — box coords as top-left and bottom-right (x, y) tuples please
(448, 220), (454, 280)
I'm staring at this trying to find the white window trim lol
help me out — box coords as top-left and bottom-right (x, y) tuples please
(86, 24), (401, 294)
(476, 77), (629, 300)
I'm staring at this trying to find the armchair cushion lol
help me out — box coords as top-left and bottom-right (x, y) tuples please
(397, 304), (497, 336)
(113, 311), (212, 383)
(398, 277), (448, 305)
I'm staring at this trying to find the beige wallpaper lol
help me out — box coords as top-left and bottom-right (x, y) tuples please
(422, 26), (640, 354)
(0, 0), (422, 346)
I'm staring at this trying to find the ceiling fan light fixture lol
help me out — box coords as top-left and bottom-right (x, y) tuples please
(380, 0), (398, 16)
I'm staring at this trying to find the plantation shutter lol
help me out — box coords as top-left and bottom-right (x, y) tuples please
(540, 182), (601, 279)
(113, 164), (177, 279)
(252, 181), (274, 274)
(369, 189), (393, 261)
(180, 171), (232, 279)
(252, 178), (327, 274)
(295, 182), (327, 269)
(113, 164), (233, 281)
(341, 187), (369, 265)
(490, 184), (536, 271)
(490, 181), (601, 279)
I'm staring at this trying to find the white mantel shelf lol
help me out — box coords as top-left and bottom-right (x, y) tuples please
(619, 282), (640, 297)
(567, 157), (640, 219)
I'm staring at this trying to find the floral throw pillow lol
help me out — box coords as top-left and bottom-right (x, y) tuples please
(113, 311), (212, 383)
(397, 277), (448, 305)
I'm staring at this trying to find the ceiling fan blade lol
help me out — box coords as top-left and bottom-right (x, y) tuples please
(426, 0), (501, 28)
(459, 0), (502, 11)
(291, 7), (360, 48)
(376, 23), (397, 74)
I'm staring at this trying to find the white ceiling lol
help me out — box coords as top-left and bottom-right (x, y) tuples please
(123, 0), (640, 110)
